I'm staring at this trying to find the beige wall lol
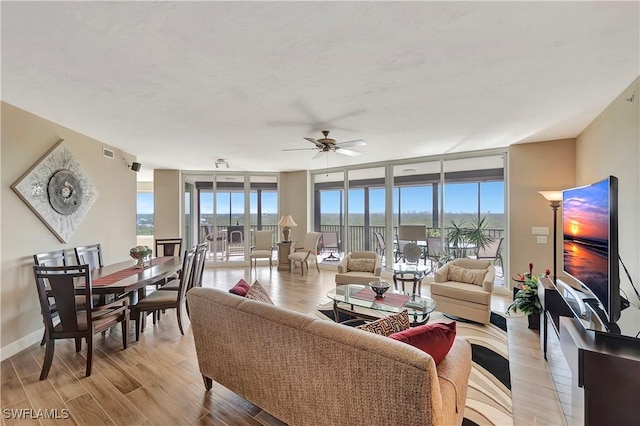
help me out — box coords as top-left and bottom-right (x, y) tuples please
(508, 139), (576, 287)
(153, 169), (182, 240)
(576, 77), (639, 308)
(278, 171), (309, 244)
(1, 102), (137, 358)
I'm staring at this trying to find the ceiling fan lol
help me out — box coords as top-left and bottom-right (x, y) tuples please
(283, 130), (366, 159)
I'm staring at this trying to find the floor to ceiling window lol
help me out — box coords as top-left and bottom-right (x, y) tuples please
(392, 161), (440, 235)
(313, 171), (345, 244)
(311, 151), (507, 285)
(249, 175), (278, 248)
(442, 156), (505, 264)
(347, 167), (385, 253)
(186, 173), (278, 265)
(136, 189), (154, 249)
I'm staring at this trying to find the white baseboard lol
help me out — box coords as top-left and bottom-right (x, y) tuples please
(1, 328), (43, 361)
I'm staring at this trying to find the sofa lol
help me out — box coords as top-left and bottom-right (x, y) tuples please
(335, 251), (382, 286)
(187, 287), (472, 426)
(430, 258), (495, 324)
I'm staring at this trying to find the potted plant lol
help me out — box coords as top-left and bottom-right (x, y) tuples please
(447, 216), (493, 256)
(434, 250), (455, 269)
(507, 267), (543, 329)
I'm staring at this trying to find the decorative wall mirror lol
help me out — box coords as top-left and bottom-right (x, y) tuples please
(11, 139), (99, 242)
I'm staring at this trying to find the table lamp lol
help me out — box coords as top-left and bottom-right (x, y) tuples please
(277, 215), (297, 242)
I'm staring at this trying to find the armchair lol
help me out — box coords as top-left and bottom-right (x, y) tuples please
(335, 251), (382, 286)
(249, 230), (274, 270)
(288, 232), (322, 276)
(430, 258), (495, 324)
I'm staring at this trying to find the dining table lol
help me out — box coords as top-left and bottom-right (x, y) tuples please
(84, 256), (183, 304)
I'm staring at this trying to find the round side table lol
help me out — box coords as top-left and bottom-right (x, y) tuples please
(392, 263), (429, 295)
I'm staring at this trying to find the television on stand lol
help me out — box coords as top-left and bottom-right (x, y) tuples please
(561, 175), (621, 327)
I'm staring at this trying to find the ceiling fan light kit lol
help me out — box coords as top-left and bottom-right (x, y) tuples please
(283, 130), (366, 159)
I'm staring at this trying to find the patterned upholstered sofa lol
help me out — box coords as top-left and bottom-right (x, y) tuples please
(187, 287), (472, 426)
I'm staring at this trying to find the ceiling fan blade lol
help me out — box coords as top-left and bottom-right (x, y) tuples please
(312, 150), (326, 159)
(336, 139), (366, 148)
(304, 137), (324, 148)
(282, 147), (318, 152)
(335, 148), (362, 157)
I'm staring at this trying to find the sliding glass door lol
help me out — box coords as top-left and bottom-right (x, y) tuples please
(187, 172), (278, 265)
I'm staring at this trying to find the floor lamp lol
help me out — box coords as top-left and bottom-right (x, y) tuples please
(538, 191), (563, 283)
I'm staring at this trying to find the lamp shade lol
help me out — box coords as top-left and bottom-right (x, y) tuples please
(277, 215), (298, 227)
(538, 191), (563, 202)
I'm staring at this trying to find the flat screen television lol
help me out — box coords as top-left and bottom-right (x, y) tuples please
(562, 175), (620, 323)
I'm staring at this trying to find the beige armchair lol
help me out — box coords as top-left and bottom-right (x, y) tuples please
(335, 251), (382, 286)
(288, 232), (322, 276)
(430, 258), (495, 324)
(250, 230), (274, 270)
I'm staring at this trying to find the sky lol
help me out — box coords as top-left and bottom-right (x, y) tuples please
(138, 182), (505, 215)
(138, 182), (504, 214)
(321, 182), (504, 214)
(562, 179), (610, 241)
(137, 192), (154, 214)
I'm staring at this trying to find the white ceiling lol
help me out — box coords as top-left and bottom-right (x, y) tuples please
(2, 2), (639, 182)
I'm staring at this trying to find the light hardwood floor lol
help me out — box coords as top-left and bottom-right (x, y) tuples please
(1, 266), (567, 425)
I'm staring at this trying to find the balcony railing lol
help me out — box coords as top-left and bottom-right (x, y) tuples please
(318, 225), (504, 254)
(199, 223), (504, 258)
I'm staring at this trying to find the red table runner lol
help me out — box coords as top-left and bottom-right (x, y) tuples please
(92, 257), (175, 286)
(352, 288), (410, 308)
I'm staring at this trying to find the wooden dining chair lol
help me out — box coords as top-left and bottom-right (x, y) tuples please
(157, 243), (207, 321)
(33, 264), (129, 380)
(155, 238), (182, 257)
(160, 242), (207, 292)
(33, 250), (105, 345)
(74, 243), (104, 270)
(34, 250), (68, 268)
(131, 247), (197, 340)
(34, 249), (68, 346)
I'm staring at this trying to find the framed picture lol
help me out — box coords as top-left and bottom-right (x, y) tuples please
(11, 139), (99, 242)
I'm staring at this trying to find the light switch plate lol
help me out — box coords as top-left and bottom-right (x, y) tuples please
(532, 226), (550, 235)
(537, 235), (548, 244)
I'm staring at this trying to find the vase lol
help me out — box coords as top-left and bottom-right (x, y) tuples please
(134, 256), (151, 269)
(527, 313), (540, 330)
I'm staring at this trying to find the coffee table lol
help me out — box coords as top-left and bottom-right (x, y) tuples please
(327, 284), (437, 327)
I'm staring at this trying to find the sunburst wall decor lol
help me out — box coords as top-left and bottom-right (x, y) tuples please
(11, 139), (99, 242)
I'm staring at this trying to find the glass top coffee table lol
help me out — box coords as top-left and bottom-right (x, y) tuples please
(327, 284), (437, 327)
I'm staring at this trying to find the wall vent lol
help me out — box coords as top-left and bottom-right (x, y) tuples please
(102, 148), (114, 159)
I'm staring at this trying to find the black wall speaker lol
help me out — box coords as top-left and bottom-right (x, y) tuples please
(131, 162), (141, 172)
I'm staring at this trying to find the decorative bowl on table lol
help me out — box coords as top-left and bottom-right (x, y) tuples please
(130, 245), (153, 268)
(369, 280), (391, 299)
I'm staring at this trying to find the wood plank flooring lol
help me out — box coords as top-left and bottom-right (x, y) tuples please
(1, 265), (567, 425)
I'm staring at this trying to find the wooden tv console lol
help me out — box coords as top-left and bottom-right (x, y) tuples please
(539, 276), (640, 425)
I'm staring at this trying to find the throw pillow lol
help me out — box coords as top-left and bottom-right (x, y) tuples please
(448, 264), (488, 286)
(356, 310), (410, 336)
(348, 258), (375, 273)
(228, 279), (251, 296)
(389, 321), (456, 364)
(245, 280), (275, 305)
